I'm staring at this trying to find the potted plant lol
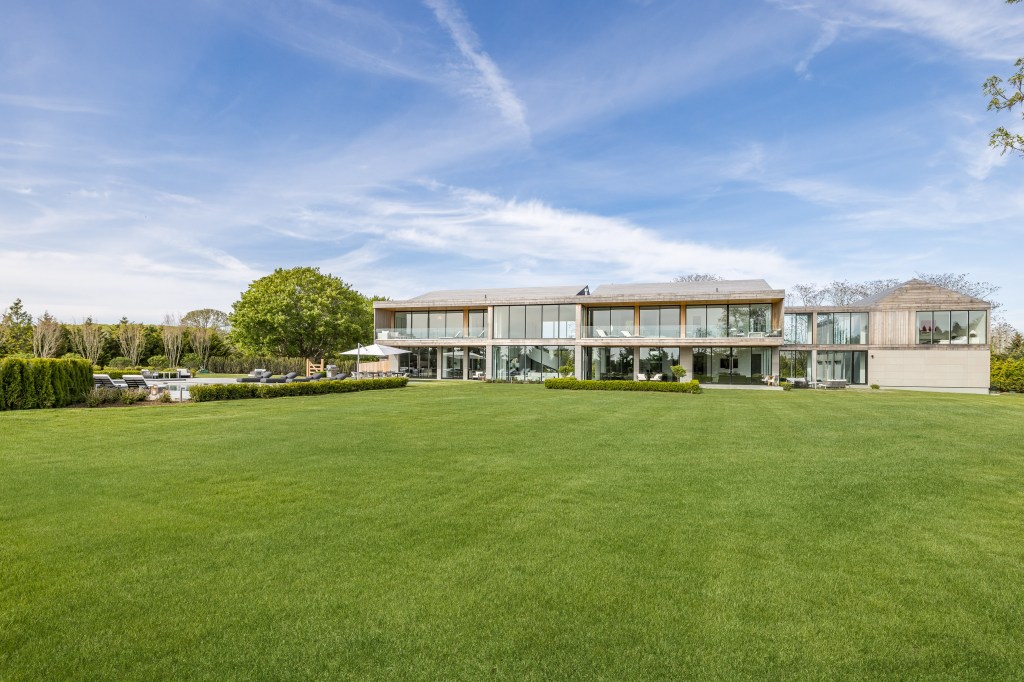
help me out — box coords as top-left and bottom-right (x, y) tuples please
(670, 364), (687, 382)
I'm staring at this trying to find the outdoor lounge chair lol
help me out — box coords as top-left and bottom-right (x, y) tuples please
(238, 370), (272, 383)
(177, 368), (192, 379)
(93, 374), (117, 389)
(290, 372), (325, 383)
(122, 375), (148, 389)
(263, 372), (297, 384)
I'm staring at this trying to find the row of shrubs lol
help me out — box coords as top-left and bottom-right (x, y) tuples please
(991, 357), (1024, 393)
(543, 377), (703, 393)
(0, 357), (93, 410)
(86, 387), (152, 407)
(190, 377), (408, 402)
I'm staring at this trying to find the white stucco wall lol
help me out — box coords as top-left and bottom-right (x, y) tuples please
(868, 348), (990, 393)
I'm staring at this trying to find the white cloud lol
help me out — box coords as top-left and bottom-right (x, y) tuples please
(423, 0), (529, 137)
(795, 21), (839, 77)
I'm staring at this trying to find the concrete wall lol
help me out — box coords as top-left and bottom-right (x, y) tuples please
(868, 348), (990, 393)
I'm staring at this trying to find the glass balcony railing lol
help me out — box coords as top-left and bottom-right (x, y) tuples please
(375, 327), (488, 340)
(584, 325), (683, 339)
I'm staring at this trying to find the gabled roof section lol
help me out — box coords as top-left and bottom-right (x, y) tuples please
(406, 284), (589, 302)
(592, 279), (775, 297)
(852, 279), (992, 309)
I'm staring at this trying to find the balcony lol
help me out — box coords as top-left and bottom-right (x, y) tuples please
(376, 327), (487, 341)
(584, 325), (682, 339)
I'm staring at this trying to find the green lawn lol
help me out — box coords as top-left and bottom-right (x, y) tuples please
(2, 383), (1023, 680)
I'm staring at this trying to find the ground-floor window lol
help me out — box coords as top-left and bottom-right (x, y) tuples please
(780, 350), (812, 380)
(637, 347), (679, 381)
(816, 351), (867, 384)
(585, 347), (634, 380)
(404, 347), (438, 379)
(493, 346), (574, 381)
(442, 347), (464, 379)
(692, 347), (773, 384)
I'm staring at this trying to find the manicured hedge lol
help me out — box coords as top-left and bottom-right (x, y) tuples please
(544, 377), (702, 393)
(991, 357), (1024, 393)
(189, 377), (408, 402)
(0, 357), (93, 410)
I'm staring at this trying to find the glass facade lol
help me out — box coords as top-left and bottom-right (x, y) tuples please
(638, 306), (681, 338)
(403, 347), (438, 379)
(442, 347), (464, 379)
(816, 313), (868, 345)
(784, 313), (812, 344)
(816, 351), (868, 384)
(637, 347), (679, 380)
(493, 305), (576, 339)
(468, 310), (487, 338)
(685, 304), (771, 338)
(692, 347), (773, 384)
(492, 346), (574, 381)
(586, 307), (635, 338)
(585, 347), (634, 380)
(917, 310), (987, 345)
(391, 311), (464, 340)
(780, 350), (812, 380)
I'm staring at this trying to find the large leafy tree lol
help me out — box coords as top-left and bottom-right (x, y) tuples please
(229, 267), (371, 361)
(984, 0), (1024, 157)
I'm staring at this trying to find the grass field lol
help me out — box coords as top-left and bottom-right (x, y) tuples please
(2, 383), (1023, 680)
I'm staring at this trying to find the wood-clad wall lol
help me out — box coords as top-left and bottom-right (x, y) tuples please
(869, 310), (912, 345)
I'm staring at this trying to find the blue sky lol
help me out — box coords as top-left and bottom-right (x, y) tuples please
(1, 0), (1022, 326)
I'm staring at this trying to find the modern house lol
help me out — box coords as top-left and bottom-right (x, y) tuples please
(372, 279), (991, 393)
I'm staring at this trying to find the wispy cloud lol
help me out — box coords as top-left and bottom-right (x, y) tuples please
(770, 0), (1024, 61)
(0, 93), (108, 115)
(795, 21), (839, 77)
(424, 0), (529, 137)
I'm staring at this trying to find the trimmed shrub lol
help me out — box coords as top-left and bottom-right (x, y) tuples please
(990, 357), (1024, 393)
(780, 380), (793, 391)
(544, 377), (702, 394)
(189, 377), (408, 403)
(146, 355), (169, 369)
(181, 353), (202, 371)
(107, 356), (133, 369)
(0, 357), (92, 410)
(870, 384), (880, 390)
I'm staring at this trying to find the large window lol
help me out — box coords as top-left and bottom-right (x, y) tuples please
(391, 311), (463, 340)
(637, 347), (679, 380)
(639, 307), (681, 338)
(492, 346), (574, 381)
(402, 347), (437, 379)
(685, 304), (772, 338)
(816, 313), (868, 345)
(784, 314), (812, 344)
(442, 347), (464, 379)
(493, 305), (576, 339)
(917, 310), (987, 345)
(585, 347), (634, 380)
(780, 350), (812, 380)
(816, 351), (867, 384)
(587, 307), (634, 338)
(692, 347), (773, 384)
(468, 310), (487, 338)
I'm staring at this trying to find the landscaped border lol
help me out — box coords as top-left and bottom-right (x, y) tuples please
(544, 377), (702, 393)
(190, 377), (408, 402)
(0, 357), (93, 410)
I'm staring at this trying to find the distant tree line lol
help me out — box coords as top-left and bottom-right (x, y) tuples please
(0, 266), (385, 369)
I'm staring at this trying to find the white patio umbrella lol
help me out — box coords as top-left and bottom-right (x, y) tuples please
(340, 343), (410, 375)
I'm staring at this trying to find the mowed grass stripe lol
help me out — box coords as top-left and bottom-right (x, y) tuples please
(1, 383), (1022, 679)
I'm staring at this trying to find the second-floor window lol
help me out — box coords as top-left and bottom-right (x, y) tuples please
(917, 311), (986, 345)
(685, 304), (771, 338)
(493, 304), (576, 339)
(784, 314), (812, 344)
(816, 313), (868, 345)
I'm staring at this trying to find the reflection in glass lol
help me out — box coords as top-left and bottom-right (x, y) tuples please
(780, 350), (812, 379)
(916, 311), (932, 344)
(637, 347), (679, 380)
(950, 311), (968, 344)
(968, 311), (987, 345)
(685, 306), (708, 338)
(469, 310), (487, 339)
(405, 347), (437, 379)
(932, 311), (950, 343)
(442, 346), (464, 379)
(494, 306), (510, 339)
(586, 346), (634, 379)
(784, 314), (812, 344)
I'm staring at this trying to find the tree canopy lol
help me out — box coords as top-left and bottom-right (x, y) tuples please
(229, 267), (371, 362)
(984, 0), (1024, 157)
